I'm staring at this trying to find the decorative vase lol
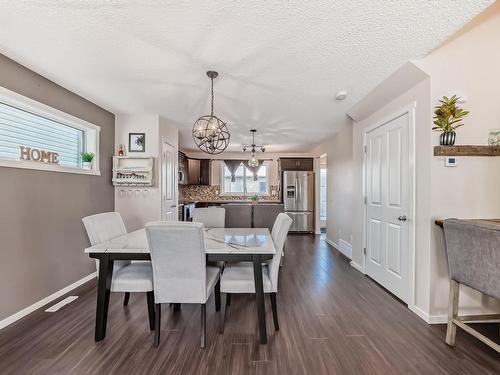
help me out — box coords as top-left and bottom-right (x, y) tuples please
(440, 131), (456, 146)
(83, 161), (92, 170)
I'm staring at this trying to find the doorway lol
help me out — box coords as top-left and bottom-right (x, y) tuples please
(363, 107), (414, 303)
(161, 140), (177, 221)
(319, 154), (327, 230)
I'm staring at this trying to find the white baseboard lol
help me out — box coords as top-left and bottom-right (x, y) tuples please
(338, 239), (352, 259)
(350, 261), (364, 274)
(0, 272), (96, 330)
(325, 237), (339, 249)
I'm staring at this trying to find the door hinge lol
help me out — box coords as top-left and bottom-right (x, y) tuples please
(363, 247), (366, 255)
(364, 196), (367, 205)
(364, 145), (367, 153)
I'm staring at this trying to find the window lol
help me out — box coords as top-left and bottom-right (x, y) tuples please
(0, 87), (99, 174)
(320, 167), (327, 220)
(221, 162), (269, 195)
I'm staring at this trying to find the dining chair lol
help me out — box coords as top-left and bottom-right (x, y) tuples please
(192, 207), (225, 228)
(219, 213), (292, 333)
(145, 221), (221, 348)
(443, 219), (500, 353)
(82, 212), (155, 330)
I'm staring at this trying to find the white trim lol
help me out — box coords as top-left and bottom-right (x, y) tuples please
(350, 261), (365, 273)
(0, 85), (101, 175)
(0, 272), (96, 330)
(338, 239), (353, 259)
(0, 159), (101, 175)
(362, 103), (417, 305)
(325, 237), (338, 249)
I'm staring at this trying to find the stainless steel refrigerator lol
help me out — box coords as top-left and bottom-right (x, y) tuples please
(282, 171), (314, 232)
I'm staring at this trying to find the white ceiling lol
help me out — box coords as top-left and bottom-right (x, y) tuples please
(0, 1), (493, 152)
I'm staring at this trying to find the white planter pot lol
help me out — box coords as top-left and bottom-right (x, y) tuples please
(82, 161), (92, 170)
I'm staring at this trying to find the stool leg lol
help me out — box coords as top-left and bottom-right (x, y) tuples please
(445, 280), (459, 346)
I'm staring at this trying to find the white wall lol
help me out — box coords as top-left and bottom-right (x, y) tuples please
(115, 114), (178, 231)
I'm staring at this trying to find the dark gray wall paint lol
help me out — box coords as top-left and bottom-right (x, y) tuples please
(0, 54), (114, 320)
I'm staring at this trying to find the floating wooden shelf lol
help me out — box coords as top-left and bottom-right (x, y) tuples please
(434, 145), (500, 156)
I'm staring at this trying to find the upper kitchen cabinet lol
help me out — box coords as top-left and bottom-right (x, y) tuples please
(187, 158), (211, 185)
(278, 157), (314, 171)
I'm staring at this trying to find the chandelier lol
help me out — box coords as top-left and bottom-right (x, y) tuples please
(243, 129), (265, 167)
(192, 71), (230, 154)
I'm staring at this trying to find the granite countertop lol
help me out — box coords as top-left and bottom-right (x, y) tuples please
(179, 199), (281, 204)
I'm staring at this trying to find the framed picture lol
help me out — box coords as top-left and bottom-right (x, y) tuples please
(128, 133), (145, 152)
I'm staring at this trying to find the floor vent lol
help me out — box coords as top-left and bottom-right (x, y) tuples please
(45, 296), (78, 313)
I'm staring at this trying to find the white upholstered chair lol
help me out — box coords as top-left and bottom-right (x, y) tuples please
(82, 212), (155, 329)
(219, 213), (292, 332)
(145, 221), (221, 348)
(192, 207), (225, 228)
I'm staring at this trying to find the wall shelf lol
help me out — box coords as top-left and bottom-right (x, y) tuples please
(112, 156), (154, 186)
(434, 145), (500, 157)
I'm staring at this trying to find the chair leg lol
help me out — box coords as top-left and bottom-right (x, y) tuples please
(270, 292), (279, 331)
(146, 291), (155, 331)
(215, 279), (221, 312)
(219, 293), (228, 334)
(445, 280), (459, 346)
(173, 303), (181, 312)
(226, 293), (231, 307)
(201, 303), (206, 348)
(123, 292), (130, 306)
(154, 303), (161, 347)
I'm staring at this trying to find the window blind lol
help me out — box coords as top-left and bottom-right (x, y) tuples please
(0, 101), (84, 168)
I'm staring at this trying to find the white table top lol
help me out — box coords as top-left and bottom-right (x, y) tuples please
(84, 227), (276, 255)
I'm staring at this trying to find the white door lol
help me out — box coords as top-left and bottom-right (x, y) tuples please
(365, 112), (411, 302)
(161, 141), (177, 221)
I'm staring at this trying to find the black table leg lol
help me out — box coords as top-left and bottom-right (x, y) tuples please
(252, 255), (267, 344)
(95, 255), (113, 341)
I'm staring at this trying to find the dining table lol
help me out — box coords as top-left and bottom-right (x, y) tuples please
(84, 227), (276, 344)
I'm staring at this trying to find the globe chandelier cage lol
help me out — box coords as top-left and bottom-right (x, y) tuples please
(192, 71), (230, 155)
(243, 129), (265, 167)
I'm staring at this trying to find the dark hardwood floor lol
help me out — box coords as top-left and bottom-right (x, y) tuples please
(1, 234), (499, 374)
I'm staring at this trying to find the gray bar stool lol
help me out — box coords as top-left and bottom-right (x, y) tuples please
(443, 219), (500, 353)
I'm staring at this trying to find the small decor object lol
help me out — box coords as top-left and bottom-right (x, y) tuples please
(433, 95), (469, 146)
(81, 152), (95, 170)
(129, 133), (145, 152)
(192, 70), (230, 154)
(250, 194), (259, 204)
(488, 129), (500, 146)
(117, 144), (125, 156)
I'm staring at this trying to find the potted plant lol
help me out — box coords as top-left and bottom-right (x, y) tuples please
(81, 152), (95, 170)
(250, 194), (259, 204)
(433, 95), (469, 146)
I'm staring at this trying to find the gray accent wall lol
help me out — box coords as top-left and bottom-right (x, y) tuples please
(0, 54), (114, 321)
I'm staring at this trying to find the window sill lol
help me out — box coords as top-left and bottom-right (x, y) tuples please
(0, 160), (101, 176)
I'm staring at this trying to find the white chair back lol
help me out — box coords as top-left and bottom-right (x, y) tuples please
(82, 212), (130, 271)
(193, 207), (225, 228)
(269, 213), (293, 291)
(146, 222), (208, 304)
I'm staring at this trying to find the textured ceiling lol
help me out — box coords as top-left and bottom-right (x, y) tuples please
(0, 0), (493, 152)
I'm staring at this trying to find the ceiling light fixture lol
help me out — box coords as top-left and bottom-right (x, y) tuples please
(335, 90), (347, 100)
(243, 129), (265, 167)
(192, 71), (230, 154)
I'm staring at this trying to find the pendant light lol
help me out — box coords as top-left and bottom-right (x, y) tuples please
(192, 71), (230, 154)
(243, 129), (265, 167)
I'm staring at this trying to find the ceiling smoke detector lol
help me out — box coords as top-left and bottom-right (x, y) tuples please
(335, 91), (347, 100)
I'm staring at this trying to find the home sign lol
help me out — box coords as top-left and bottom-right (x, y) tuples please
(19, 146), (59, 164)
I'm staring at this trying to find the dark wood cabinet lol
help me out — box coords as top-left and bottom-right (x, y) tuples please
(278, 157), (314, 171)
(187, 158), (211, 185)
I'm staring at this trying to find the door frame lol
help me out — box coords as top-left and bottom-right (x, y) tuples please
(361, 103), (416, 306)
(161, 138), (178, 221)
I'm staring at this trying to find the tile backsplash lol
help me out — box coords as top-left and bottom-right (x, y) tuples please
(179, 184), (280, 202)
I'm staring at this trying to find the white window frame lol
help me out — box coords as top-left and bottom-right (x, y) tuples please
(220, 161), (270, 196)
(0, 86), (100, 175)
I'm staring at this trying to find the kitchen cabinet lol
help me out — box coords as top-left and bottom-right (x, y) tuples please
(278, 157), (314, 171)
(178, 151), (188, 185)
(187, 158), (211, 185)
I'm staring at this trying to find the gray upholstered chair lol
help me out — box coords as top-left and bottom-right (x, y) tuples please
(193, 207), (225, 228)
(443, 219), (500, 353)
(145, 221), (221, 348)
(219, 213), (292, 333)
(252, 204), (284, 231)
(82, 212), (154, 329)
(221, 204), (253, 228)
